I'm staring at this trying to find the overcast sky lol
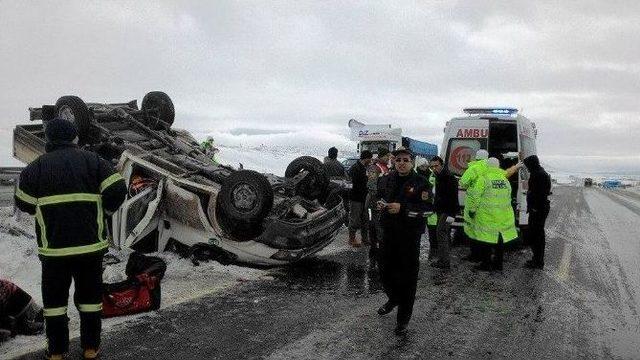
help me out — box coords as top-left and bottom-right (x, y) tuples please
(1, 1), (639, 173)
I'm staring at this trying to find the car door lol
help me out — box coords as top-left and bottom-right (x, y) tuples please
(111, 179), (164, 250)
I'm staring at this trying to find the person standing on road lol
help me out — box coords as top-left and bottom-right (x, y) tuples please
(522, 155), (551, 269)
(323, 146), (346, 177)
(376, 148), (430, 336)
(429, 156), (459, 270)
(14, 118), (127, 360)
(466, 158), (519, 271)
(459, 149), (488, 262)
(348, 150), (373, 247)
(415, 157), (437, 259)
(365, 148), (391, 260)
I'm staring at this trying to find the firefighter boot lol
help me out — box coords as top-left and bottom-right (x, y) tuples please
(83, 348), (100, 359)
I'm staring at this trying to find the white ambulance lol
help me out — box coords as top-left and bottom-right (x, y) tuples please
(440, 108), (537, 227)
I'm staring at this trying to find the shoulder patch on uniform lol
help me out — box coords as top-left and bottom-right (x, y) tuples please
(421, 191), (429, 200)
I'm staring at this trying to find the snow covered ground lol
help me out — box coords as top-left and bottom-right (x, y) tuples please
(0, 205), (271, 358)
(0, 206), (352, 358)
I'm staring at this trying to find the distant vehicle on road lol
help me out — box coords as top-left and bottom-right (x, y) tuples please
(584, 178), (593, 187)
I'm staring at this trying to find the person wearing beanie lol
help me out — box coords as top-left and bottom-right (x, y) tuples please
(15, 118), (127, 360)
(466, 157), (518, 271)
(323, 146), (345, 177)
(522, 155), (551, 269)
(347, 150), (373, 247)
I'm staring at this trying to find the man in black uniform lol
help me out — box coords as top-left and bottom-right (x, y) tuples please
(15, 118), (127, 360)
(522, 155), (551, 269)
(375, 148), (431, 336)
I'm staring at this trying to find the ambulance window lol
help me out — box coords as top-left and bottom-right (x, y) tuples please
(488, 122), (518, 158)
(445, 138), (487, 176)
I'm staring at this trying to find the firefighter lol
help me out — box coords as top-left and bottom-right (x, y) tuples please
(14, 118), (127, 360)
(376, 148), (430, 336)
(522, 155), (551, 269)
(466, 158), (518, 271)
(459, 149), (488, 262)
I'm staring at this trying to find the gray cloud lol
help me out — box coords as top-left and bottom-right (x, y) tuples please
(1, 1), (639, 172)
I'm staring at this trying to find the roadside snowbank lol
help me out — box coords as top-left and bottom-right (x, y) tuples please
(0, 206), (268, 357)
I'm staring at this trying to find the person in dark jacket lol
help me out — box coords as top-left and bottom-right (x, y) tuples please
(429, 156), (459, 269)
(14, 118), (127, 360)
(348, 150), (373, 247)
(376, 148), (431, 336)
(323, 146), (346, 177)
(522, 155), (551, 269)
(365, 148), (391, 261)
(0, 279), (44, 342)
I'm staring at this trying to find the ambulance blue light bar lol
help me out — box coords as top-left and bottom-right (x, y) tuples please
(463, 108), (518, 115)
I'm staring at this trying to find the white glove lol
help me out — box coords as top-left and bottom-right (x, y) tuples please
(445, 216), (455, 224)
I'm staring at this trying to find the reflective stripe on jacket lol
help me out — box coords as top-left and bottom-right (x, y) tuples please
(466, 166), (518, 244)
(15, 144), (127, 257)
(427, 173), (437, 226)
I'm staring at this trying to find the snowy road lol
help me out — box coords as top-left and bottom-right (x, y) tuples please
(13, 186), (640, 359)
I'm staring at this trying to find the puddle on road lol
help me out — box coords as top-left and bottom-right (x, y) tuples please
(270, 249), (384, 296)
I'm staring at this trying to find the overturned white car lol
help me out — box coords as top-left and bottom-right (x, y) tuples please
(13, 92), (345, 266)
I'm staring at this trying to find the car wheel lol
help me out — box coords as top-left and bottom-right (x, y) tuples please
(54, 95), (97, 145)
(285, 156), (329, 201)
(142, 91), (175, 128)
(219, 170), (274, 223)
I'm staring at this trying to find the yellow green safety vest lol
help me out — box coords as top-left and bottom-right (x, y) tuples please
(465, 167), (518, 244)
(427, 173), (437, 226)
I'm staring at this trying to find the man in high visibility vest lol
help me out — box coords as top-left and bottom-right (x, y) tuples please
(459, 149), (488, 262)
(466, 157), (518, 271)
(14, 118), (127, 360)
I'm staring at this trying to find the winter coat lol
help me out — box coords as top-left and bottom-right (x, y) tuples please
(15, 144), (127, 257)
(348, 160), (368, 202)
(433, 168), (459, 216)
(523, 155), (551, 213)
(323, 157), (346, 177)
(378, 171), (431, 235)
(460, 159), (487, 238)
(465, 166), (518, 244)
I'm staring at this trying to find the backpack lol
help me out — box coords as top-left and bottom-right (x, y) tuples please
(102, 253), (167, 318)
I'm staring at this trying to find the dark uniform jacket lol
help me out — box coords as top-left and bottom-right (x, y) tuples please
(523, 155), (551, 213)
(15, 144), (127, 257)
(433, 168), (459, 216)
(378, 171), (431, 235)
(323, 157), (345, 177)
(349, 160), (368, 202)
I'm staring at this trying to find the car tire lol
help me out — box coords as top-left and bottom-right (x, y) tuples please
(285, 156), (329, 201)
(142, 91), (175, 128)
(54, 95), (97, 145)
(219, 170), (274, 223)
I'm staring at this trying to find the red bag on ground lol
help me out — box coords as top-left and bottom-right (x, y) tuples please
(102, 273), (160, 318)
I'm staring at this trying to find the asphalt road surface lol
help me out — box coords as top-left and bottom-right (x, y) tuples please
(16, 186), (640, 359)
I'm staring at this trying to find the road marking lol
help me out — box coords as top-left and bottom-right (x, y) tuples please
(556, 242), (572, 282)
